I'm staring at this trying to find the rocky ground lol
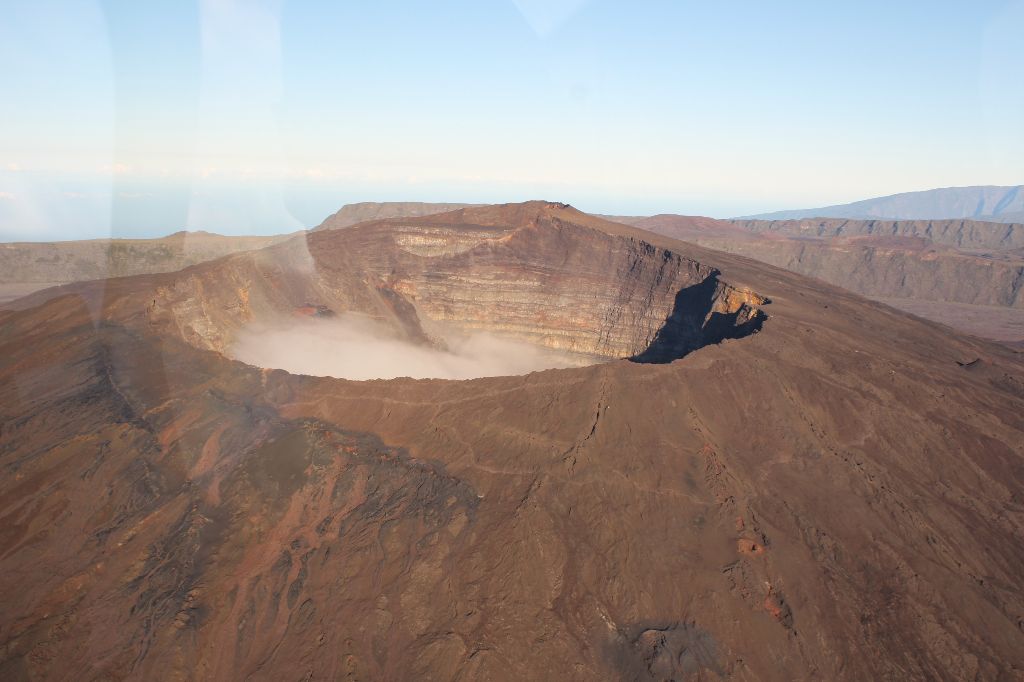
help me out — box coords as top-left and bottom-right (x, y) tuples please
(1, 203), (1022, 680)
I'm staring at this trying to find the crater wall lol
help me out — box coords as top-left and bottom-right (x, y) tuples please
(145, 211), (767, 363)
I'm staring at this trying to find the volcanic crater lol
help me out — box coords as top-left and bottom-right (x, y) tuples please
(3, 201), (1023, 681)
(146, 201), (768, 379)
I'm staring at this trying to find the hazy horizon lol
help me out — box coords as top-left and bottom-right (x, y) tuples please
(3, 0), (1023, 240)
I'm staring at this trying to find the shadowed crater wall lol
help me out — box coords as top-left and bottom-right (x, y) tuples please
(632, 275), (767, 364)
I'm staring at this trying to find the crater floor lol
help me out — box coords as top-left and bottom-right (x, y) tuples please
(229, 314), (599, 380)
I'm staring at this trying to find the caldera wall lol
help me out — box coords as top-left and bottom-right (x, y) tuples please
(145, 210), (767, 364)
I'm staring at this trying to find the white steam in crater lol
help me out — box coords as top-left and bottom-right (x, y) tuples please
(231, 314), (591, 380)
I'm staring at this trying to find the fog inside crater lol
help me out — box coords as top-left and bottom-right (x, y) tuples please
(231, 314), (594, 380)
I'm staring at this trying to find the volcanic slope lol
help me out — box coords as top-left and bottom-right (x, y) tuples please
(0, 231), (294, 305)
(1, 202), (1023, 681)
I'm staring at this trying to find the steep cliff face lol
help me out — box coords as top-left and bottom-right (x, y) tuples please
(730, 217), (1024, 252)
(695, 238), (1024, 309)
(143, 203), (766, 362)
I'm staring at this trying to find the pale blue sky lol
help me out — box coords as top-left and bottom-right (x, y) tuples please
(1, 0), (1022, 239)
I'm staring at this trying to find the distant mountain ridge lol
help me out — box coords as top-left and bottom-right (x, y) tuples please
(729, 217), (1024, 252)
(313, 201), (478, 231)
(738, 185), (1024, 223)
(0, 231), (294, 304)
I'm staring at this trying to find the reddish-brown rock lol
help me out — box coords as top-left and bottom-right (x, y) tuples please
(1, 202), (1022, 680)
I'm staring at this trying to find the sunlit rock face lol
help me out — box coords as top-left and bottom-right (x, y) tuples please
(146, 202), (766, 370)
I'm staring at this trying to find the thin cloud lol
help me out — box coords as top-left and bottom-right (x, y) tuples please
(231, 314), (590, 381)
